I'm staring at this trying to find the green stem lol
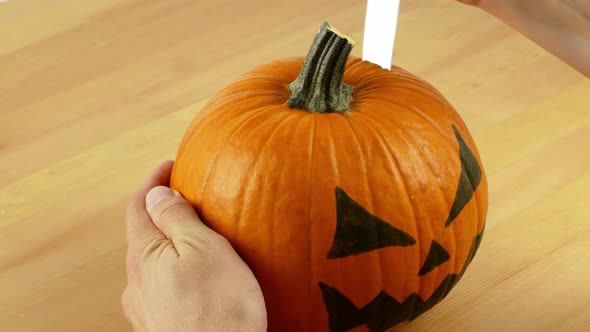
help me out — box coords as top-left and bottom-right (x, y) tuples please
(287, 22), (355, 114)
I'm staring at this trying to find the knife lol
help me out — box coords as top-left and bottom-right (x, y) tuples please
(362, 0), (400, 70)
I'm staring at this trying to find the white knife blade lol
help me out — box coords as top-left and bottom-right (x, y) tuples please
(362, 0), (400, 70)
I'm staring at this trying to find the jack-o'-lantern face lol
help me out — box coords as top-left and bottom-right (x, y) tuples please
(171, 22), (488, 332)
(172, 111), (487, 332)
(318, 126), (484, 332)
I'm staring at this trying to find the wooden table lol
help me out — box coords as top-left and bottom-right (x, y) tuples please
(1, 0), (589, 331)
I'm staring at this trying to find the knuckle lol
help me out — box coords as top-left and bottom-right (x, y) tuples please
(120, 288), (132, 316)
(125, 191), (142, 217)
(196, 226), (233, 249)
(155, 198), (191, 221)
(125, 201), (135, 223)
(212, 233), (232, 250)
(125, 235), (168, 280)
(176, 234), (219, 265)
(137, 235), (168, 264)
(125, 250), (138, 276)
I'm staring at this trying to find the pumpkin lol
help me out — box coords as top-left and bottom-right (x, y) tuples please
(170, 22), (487, 332)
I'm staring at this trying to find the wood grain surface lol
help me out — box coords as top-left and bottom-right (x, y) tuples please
(1, 0), (589, 331)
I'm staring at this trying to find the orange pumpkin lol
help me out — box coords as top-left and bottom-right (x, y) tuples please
(171, 22), (487, 332)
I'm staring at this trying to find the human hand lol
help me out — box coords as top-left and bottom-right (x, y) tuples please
(122, 160), (267, 332)
(455, 0), (590, 77)
(456, 0), (481, 5)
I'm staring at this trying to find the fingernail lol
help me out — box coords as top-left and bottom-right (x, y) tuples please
(146, 186), (178, 211)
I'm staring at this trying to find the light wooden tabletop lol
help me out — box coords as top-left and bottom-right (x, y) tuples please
(1, 0), (589, 331)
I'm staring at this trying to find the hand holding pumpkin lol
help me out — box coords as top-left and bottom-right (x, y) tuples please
(122, 160), (267, 332)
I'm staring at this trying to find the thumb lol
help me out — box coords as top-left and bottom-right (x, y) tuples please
(145, 186), (204, 239)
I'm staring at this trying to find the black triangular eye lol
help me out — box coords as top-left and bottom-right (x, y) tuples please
(418, 240), (450, 276)
(445, 126), (482, 227)
(327, 187), (416, 259)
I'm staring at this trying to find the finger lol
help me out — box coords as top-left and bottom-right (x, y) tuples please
(457, 0), (480, 6)
(125, 160), (174, 248)
(121, 287), (145, 332)
(121, 287), (134, 322)
(145, 186), (209, 240)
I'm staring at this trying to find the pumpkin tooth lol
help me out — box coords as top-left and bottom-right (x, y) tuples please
(319, 232), (483, 332)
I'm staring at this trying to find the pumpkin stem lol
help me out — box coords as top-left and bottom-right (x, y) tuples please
(287, 22), (355, 114)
